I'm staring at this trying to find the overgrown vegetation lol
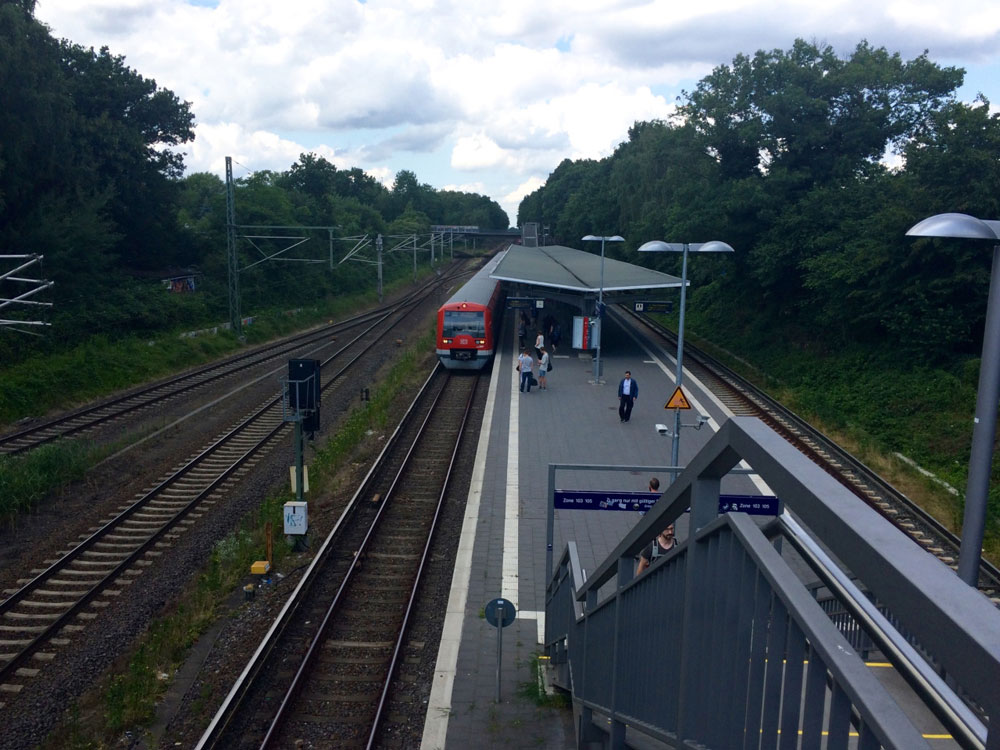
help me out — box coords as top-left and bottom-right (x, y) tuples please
(0, 441), (96, 524)
(0, 268), (433, 429)
(681, 308), (999, 561)
(312, 329), (436, 476)
(517, 655), (570, 709)
(102, 518), (273, 734)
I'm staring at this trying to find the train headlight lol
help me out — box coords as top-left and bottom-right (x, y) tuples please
(476, 339), (485, 345)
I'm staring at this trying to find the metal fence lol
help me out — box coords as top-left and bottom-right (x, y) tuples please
(545, 417), (1000, 750)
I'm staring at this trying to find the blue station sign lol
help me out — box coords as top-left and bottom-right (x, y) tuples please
(554, 490), (661, 512)
(553, 490), (781, 516)
(718, 494), (781, 516)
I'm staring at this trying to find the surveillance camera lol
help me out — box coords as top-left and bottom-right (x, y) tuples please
(655, 423), (669, 436)
(697, 414), (710, 426)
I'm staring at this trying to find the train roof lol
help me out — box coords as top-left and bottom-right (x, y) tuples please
(490, 244), (682, 293)
(442, 250), (507, 308)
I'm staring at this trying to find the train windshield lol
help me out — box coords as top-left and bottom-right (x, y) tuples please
(443, 310), (485, 337)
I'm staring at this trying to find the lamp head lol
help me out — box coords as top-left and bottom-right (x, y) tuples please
(639, 240), (735, 253)
(906, 213), (1000, 241)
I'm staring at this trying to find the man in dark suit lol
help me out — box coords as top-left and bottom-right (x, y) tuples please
(618, 370), (638, 422)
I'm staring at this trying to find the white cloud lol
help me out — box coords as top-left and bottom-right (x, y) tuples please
(451, 134), (508, 171)
(180, 122), (343, 176)
(504, 176), (547, 223)
(35, 0), (1000, 224)
(442, 181), (488, 194)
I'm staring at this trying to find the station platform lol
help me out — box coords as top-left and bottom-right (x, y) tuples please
(419, 307), (765, 749)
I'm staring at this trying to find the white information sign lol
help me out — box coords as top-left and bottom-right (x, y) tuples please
(283, 501), (308, 535)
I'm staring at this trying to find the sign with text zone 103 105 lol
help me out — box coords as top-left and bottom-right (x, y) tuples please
(553, 490), (781, 516)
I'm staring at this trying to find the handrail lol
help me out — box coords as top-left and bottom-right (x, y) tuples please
(545, 417), (1000, 749)
(776, 511), (986, 749)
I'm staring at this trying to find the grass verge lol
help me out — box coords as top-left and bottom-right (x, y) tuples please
(677, 313), (1000, 568)
(0, 267), (437, 429)
(0, 441), (99, 525)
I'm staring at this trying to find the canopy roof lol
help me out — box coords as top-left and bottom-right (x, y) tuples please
(491, 244), (682, 294)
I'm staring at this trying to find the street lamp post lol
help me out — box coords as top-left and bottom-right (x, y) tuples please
(907, 213), (1000, 586)
(582, 234), (625, 384)
(639, 240), (735, 482)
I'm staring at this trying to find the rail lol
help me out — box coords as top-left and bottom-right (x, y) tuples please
(545, 417), (1000, 749)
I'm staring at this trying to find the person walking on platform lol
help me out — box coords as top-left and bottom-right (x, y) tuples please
(636, 524), (676, 575)
(538, 347), (550, 390)
(517, 313), (527, 350)
(534, 329), (545, 360)
(618, 370), (638, 422)
(518, 348), (534, 393)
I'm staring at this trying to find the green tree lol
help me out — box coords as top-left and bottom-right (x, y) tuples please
(679, 40), (963, 185)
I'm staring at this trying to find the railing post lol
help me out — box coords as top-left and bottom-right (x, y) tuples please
(607, 557), (634, 748)
(676, 473), (721, 743)
(578, 587), (601, 749)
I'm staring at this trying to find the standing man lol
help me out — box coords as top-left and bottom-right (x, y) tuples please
(534, 329), (545, 360)
(518, 348), (534, 393)
(618, 370), (638, 423)
(538, 347), (550, 390)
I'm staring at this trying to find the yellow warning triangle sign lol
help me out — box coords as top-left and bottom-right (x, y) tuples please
(665, 386), (691, 410)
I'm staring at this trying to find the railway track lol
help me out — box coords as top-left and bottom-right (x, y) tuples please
(0, 277), (465, 704)
(197, 366), (479, 749)
(625, 308), (1000, 603)
(0, 271), (467, 456)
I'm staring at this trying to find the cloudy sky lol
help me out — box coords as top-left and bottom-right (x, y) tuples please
(34, 0), (1000, 226)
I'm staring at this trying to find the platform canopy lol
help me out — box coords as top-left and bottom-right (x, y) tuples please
(490, 244), (682, 304)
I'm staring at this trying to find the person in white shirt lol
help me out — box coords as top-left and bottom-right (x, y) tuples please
(534, 330), (544, 359)
(518, 349), (534, 393)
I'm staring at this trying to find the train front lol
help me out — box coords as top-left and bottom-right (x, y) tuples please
(437, 301), (491, 369)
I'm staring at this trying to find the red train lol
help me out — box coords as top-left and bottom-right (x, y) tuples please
(436, 251), (507, 369)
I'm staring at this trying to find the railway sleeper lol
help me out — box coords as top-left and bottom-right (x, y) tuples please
(303, 689), (380, 703)
(94, 542), (143, 551)
(99, 532), (153, 542)
(0, 638), (33, 649)
(45, 567), (108, 577)
(3, 611), (61, 621)
(121, 520), (169, 530)
(28, 589), (86, 598)
(79, 550), (130, 559)
(312, 672), (387, 683)
(18, 600), (74, 610)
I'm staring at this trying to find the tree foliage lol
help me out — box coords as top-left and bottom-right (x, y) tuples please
(518, 38), (1000, 364)
(0, 3), (508, 366)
